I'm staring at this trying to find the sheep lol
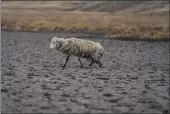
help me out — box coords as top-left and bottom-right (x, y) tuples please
(50, 37), (104, 68)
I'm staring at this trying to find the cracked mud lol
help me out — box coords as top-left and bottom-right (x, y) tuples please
(1, 31), (169, 113)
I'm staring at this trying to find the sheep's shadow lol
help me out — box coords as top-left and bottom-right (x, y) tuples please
(58, 63), (105, 69)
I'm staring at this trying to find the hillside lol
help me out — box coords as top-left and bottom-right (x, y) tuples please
(1, 1), (169, 15)
(1, 1), (169, 38)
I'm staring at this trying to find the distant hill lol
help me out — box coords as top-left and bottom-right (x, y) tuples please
(1, 1), (169, 15)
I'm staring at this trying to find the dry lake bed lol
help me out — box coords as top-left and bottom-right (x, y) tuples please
(1, 30), (169, 113)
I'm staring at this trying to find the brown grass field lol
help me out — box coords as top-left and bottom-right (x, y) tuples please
(1, 1), (170, 38)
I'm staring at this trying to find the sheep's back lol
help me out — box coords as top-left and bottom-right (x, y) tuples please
(63, 38), (104, 60)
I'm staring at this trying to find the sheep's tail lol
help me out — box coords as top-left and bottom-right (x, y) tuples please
(93, 45), (104, 61)
(99, 47), (104, 58)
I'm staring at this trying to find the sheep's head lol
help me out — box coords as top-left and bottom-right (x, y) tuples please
(50, 37), (65, 50)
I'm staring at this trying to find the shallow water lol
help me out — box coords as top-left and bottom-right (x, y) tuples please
(1, 31), (169, 113)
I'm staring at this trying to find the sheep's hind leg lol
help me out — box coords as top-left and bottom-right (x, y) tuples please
(78, 57), (83, 68)
(62, 56), (70, 68)
(97, 60), (103, 68)
(89, 60), (95, 67)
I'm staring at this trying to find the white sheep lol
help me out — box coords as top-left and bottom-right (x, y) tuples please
(50, 37), (104, 68)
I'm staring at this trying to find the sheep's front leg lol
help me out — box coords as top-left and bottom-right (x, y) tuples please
(63, 56), (70, 68)
(78, 57), (83, 68)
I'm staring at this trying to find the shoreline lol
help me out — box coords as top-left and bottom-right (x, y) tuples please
(1, 29), (169, 42)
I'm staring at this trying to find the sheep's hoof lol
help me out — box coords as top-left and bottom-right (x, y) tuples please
(98, 62), (103, 68)
(100, 66), (104, 68)
(99, 64), (103, 68)
(99, 65), (104, 68)
(62, 65), (66, 69)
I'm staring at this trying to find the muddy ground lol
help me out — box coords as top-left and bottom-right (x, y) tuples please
(1, 31), (170, 113)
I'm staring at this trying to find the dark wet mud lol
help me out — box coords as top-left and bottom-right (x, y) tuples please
(1, 31), (170, 113)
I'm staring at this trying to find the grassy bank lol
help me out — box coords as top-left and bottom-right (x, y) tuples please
(1, 9), (169, 38)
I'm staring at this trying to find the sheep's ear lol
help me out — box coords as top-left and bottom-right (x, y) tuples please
(53, 36), (57, 39)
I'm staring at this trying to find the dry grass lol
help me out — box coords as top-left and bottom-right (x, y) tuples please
(1, 9), (169, 38)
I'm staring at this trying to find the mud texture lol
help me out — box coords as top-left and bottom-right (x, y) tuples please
(1, 31), (170, 113)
